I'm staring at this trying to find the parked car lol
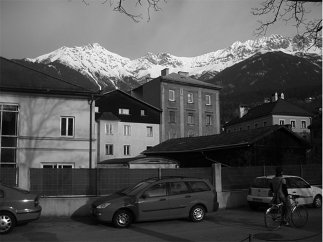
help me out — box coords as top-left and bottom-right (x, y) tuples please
(0, 183), (42, 234)
(91, 176), (219, 228)
(247, 175), (322, 209)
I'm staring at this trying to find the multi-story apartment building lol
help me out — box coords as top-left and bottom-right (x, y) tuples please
(224, 93), (312, 140)
(131, 68), (222, 141)
(95, 90), (161, 161)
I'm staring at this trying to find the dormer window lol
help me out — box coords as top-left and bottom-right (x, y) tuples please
(119, 108), (130, 115)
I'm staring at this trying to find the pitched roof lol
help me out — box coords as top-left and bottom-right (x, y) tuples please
(0, 57), (99, 96)
(98, 89), (162, 112)
(143, 125), (309, 154)
(161, 73), (222, 90)
(95, 112), (120, 121)
(226, 99), (313, 126)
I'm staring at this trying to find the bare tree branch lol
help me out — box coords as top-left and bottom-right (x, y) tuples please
(82, 0), (164, 22)
(252, 0), (322, 48)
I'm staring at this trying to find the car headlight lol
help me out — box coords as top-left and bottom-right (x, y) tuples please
(97, 203), (111, 209)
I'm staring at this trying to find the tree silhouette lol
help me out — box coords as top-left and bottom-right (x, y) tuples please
(252, 0), (322, 47)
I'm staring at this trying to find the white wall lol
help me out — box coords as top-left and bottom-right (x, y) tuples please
(98, 120), (160, 161)
(0, 93), (96, 189)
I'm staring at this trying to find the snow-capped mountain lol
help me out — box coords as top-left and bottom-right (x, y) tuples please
(24, 34), (321, 91)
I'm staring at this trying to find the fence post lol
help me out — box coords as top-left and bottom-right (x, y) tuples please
(212, 163), (222, 192)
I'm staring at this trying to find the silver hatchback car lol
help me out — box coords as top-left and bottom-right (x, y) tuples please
(92, 177), (219, 228)
(0, 183), (42, 234)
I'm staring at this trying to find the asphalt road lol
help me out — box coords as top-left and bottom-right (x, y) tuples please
(2, 207), (322, 242)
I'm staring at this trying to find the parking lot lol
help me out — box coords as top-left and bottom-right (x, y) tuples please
(2, 207), (322, 242)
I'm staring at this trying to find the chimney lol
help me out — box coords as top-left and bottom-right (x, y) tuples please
(239, 105), (249, 118)
(280, 92), (285, 100)
(161, 68), (169, 76)
(178, 71), (189, 77)
(272, 92), (278, 102)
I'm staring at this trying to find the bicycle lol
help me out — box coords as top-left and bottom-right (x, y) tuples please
(264, 194), (309, 230)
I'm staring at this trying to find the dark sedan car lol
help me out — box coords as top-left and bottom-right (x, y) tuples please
(0, 183), (42, 234)
(92, 176), (219, 228)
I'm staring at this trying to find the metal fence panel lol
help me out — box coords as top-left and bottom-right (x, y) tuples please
(97, 169), (158, 195)
(0, 168), (18, 186)
(29, 164), (321, 196)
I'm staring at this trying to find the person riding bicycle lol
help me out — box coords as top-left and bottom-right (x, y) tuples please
(270, 167), (291, 226)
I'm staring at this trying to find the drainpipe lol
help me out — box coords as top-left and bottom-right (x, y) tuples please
(89, 95), (94, 169)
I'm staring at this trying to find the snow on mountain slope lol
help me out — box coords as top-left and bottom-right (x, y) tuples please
(26, 34), (321, 89)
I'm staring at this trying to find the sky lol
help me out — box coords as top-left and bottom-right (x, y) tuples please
(0, 0), (322, 60)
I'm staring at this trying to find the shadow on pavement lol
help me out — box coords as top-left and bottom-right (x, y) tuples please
(22, 232), (59, 242)
(130, 225), (194, 242)
(70, 214), (99, 226)
(253, 233), (283, 240)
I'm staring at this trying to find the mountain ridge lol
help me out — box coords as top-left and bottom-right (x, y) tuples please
(24, 34), (321, 91)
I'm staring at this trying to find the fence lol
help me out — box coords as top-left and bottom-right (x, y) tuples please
(222, 164), (322, 190)
(0, 168), (18, 186)
(30, 167), (213, 196)
(28, 164), (322, 196)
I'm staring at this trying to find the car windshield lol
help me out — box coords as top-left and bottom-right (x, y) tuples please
(119, 181), (152, 196)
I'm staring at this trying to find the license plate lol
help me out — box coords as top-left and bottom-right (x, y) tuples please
(252, 198), (263, 202)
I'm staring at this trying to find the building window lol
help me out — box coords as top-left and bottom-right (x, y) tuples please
(105, 144), (113, 155)
(105, 123), (113, 135)
(124, 145), (130, 156)
(255, 123), (258, 128)
(247, 125), (250, 130)
(169, 110), (176, 123)
(147, 126), (153, 137)
(206, 114), (212, 126)
(279, 119), (285, 125)
(291, 120), (296, 128)
(61, 116), (74, 137)
(42, 163), (74, 168)
(264, 121), (267, 127)
(188, 93), (194, 103)
(301, 120), (307, 129)
(0, 104), (19, 167)
(169, 90), (175, 101)
(206, 95), (211, 105)
(124, 125), (131, 136)
(188, 113), (194, 125)
(119, 108), (130, 115)
(140, 109), (146, 116)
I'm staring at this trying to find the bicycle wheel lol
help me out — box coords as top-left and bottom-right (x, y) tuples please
(265, 205), (282, 230)
(291, 205), (308, 228)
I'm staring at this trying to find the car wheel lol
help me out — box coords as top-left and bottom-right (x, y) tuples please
(190, 205), (206, 222)
(313, 195), (322, 208)
(112, 209), (133, 228)
(0, 212), (16, 234)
